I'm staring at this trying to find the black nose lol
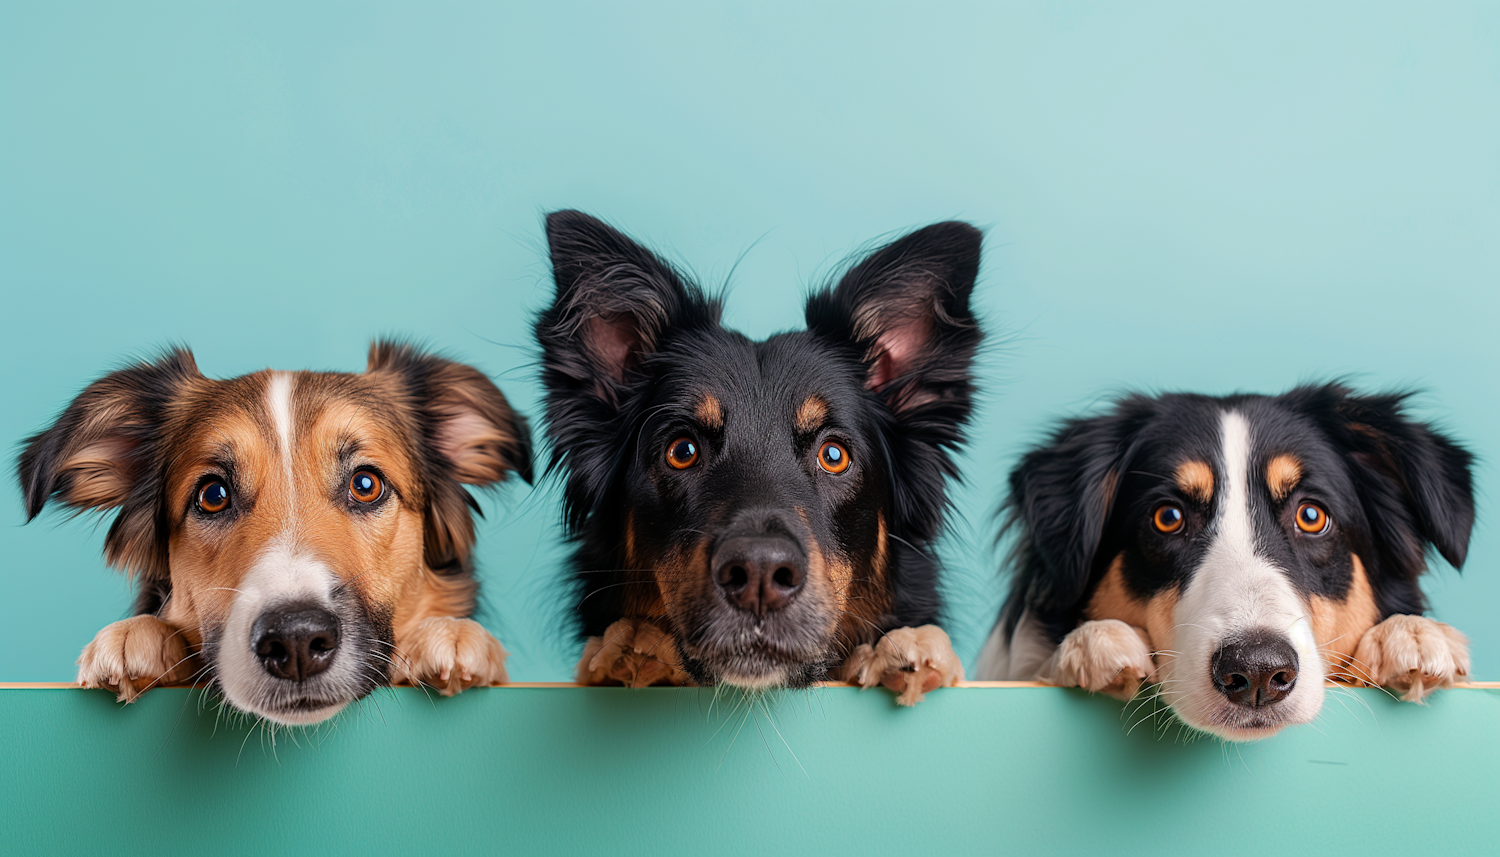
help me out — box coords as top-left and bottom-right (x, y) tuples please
(252, 606), (341, 682)
(713, 535), (806, 617)
(1211, 635), (1299, 707)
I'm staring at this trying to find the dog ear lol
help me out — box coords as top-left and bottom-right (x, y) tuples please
(367, 341), (533, 570)
(538, 210), (720, 405)
(1299, 385), (1475, 574)
(1001, 397), (1156, 635)
(16, 350), (201, 579)
(806, 221), (983, 416)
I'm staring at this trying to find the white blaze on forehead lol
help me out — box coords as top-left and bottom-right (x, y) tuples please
(266, 371), (297, 518)
(1163, 409), (1324, 738)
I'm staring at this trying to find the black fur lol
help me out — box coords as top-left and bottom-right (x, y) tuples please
(999, 383), (1475, 645)
(537, 210), (982, 685)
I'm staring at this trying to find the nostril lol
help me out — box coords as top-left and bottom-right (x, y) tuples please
(259, 640), (289, 663)
(726, 565), (749, 590)
(309, 635), (336, 654)
(1224, 673), (1249, 693)
(772, 566), (796, 589)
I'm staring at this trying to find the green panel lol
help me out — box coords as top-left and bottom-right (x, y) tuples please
(3, 687), (1498, 855)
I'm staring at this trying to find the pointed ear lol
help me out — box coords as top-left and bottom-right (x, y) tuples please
(1315, 387), (1475, 571)
(16, 349), (201, 578)
(367, 341), (532, 569)
(537, 210), (719, 405)
(1002, 397), (1156, 633)
(806, 221), (983, 415)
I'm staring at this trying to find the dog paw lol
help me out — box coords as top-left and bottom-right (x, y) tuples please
(76, 615), (194, 703)
(1043, 619), (1156, 700)
(394, 617), (509, 696)
(576, 618), (691, 687)
(1352, 614), (1469, 702)
(840, 625), (964, 706)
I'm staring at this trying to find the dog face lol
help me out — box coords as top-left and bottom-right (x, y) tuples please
(538, 211), (981, 688)
(1000, 386), (1473, 739)
(19, 342), (530, 724)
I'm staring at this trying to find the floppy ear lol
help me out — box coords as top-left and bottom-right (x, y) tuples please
(1000, 397), (1156, 637)
(805, 221), (983, 416)
(367, 341), (533, 570)
(16, 349), (201, 579)
(1306, 386), (1475, 574)
(537, 210), (720, 406)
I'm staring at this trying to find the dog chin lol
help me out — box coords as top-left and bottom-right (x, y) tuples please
(255, 700), (351, 727)
(1179, 697), (1321, 742)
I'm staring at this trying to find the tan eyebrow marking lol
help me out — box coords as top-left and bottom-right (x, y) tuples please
(1267, 453), (1303, 502)
(694, 393), (723, 430)
(794, 395), (828, 434)
(1174, 460), (1214, 503)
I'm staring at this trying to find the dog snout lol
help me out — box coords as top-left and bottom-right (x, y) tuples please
(713, 535), (806, 617)
(1211, 634), (1299, 707)
(252, 605), (342, 682)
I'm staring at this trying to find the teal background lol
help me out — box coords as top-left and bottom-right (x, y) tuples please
(3, 686), (1499, 855)
(3, 2), (1498, 689)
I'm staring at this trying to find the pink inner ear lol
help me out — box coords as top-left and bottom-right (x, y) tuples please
(586, 313), (641, 384)
(866, 320), (929, 392)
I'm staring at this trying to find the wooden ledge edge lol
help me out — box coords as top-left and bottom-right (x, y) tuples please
(4, 680), (1499, 690)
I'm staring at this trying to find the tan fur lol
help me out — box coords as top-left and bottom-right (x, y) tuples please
(840, 625), (964, 706)
(694, 393), (723, 430)
(1042, 619), (1156, 700)
(76, 615), (196, 702)
(1082, 553), (1179, 660)
(575, 617), (691, 687)
(1352, 614), (1470, 701)
(1266, 453), (1303, 501)
(1174, 460), (1214, 503)
(1311, 554), (1380, 679)
(794, 395), (828, 433)
(392, 617), (508, 694)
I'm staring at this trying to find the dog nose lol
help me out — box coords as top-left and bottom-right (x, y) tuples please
(1211, 636), (1299, 707)
(713, 536), (806, 617)
(252, 606), (341, 682)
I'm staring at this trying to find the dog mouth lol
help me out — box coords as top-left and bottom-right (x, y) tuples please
(679, 635), (831, 690)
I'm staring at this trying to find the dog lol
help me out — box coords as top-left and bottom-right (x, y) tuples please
(535, 210), (982, 704)
(18, 341), (530, 725)
(975, 384), (1475, 739)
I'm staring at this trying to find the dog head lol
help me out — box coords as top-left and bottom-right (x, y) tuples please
(19, 341), (530, 724)
(538, 211), (981, 688)
(1002, 385), (1473, 739)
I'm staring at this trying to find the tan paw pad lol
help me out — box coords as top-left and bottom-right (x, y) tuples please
(841, 624), (964, 706)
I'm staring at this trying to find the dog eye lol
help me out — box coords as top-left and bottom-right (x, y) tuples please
(1153, 504), (1184, 534)
(1296, 502), (1330, 535)
(666, 437), (699, 470)
(818, 441), (851, 474)
(349, 470), (384, 504)
(197, 480), (231, 514)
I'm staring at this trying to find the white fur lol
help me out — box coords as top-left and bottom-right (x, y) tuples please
(215, 538), (351, 726)
(267, 372), (296, 508)
(974, 609), (1052, 681)
(1164, 411), (1323, 739)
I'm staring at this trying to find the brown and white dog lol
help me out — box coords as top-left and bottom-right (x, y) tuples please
(18, 341), (530, 725)
(976, 385), (1475, 740)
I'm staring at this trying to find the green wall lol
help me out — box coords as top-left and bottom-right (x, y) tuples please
(4, 686), (1499, 855)
(2, 3), (1497, 687)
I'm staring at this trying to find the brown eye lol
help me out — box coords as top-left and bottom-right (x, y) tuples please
(666, 437), (699, 470)
(349, 470), (383, 504)
(197, 480), (231, 514)
(818, 441), (851, 474)
(1296, 502), (1330, 535)
(1153, 504), (1184, 534)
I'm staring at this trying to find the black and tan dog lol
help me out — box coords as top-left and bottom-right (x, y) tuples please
(18, 341), (530, 725)
(977, 385), (1475, 739)
(537, 210), (982, 704)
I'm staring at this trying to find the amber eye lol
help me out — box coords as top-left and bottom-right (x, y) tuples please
(818, 441), (851, 474)
(349, 470), (384, 504)
(197, 480), (231, 514)
(1153, 504), (1184, 534)
(666, 437), (699, 470)
(1296, 502), (1330, 535)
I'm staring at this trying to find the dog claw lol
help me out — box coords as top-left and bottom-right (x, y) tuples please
(576, 618), (692, 687)
(77, 615), (195, 703)
(840, 625), (963, 706)
(1352, 614), (1469, 702)
(395, 617), (509, 696)
(1043, 619), (1156, 700)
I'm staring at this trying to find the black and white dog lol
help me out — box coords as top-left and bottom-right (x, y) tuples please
(976, 384), (1475, 740)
